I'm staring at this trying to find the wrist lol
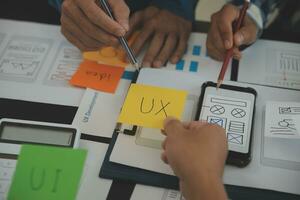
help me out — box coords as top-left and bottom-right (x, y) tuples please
(183, 168), (227, 200)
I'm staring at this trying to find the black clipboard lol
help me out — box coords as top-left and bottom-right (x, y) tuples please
(98, 69), (179, 189)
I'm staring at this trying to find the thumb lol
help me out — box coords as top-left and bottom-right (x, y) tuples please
(234, 25), (257, 46)
(108, 0), (130, 32)
(163, 117), (186, 136)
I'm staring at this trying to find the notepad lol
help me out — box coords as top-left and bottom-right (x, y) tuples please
(118, 84), (187, 129)
(69, 60), (124, 93)
(8, 145), (87, 200)
(262, 101), (300, 171)
(264, 101), (300, 138)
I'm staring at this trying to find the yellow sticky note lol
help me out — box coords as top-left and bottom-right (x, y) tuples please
(83, 47), (128, 67)
(118, 84), (188, 129)
(83, 32), (140, 68)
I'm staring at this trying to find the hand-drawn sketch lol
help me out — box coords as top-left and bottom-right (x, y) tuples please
(0, 59), (39, 76)
(270, 118), (297, 136)
(227, 133), (243, 145)
(279, 107), (300, 114)
(228, 121), (245, 134)
(200, 94), (251, 150)
(0, 36), (52, 82)
(207, 116), (227, 129)
(277, 51), (300, 74)
(162, 190), (185, 200)
(278, 119), (296, 130)
(210, 105), (225, 115)
(210, 97), (247, 107)
(231, 108), (246, 118)
(44, 42), (82, 87)
(263, 49), (300, 90)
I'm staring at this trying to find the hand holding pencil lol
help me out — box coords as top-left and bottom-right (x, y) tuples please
(216, 0), (253, 88)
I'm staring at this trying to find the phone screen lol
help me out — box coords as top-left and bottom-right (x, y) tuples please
(198, 85), (255, 154)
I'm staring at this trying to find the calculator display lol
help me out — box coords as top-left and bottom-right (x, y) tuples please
(0, 122), (75, 146)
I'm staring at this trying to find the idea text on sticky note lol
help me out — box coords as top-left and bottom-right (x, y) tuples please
(69, 60), (124, 93)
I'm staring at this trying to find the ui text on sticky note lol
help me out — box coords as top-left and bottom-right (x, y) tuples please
(118, 84), (187, 129)
(8, 145), (87, 200)
(69, 60), (124, 93)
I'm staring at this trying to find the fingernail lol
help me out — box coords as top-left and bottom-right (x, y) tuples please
(171, 57), (178, 64)
(122, 23), (129, 32)
(224, 40), (231, 49)
(163, 116), (177, 127)
(117, 28), (126, 36)
(236, 33), (243, 45)
(154, 61), (162, 68)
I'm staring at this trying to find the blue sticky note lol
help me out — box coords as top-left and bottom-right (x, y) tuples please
(192, 45), (201, 56)
(189, 61), (198, 72)
(122, 71), (134, 80)
(176, 60), (185, 71)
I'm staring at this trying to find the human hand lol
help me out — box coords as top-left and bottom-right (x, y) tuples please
(207, 4), (258, 61)
(61, 0), (130, 51)
(128, 6), (192, 68)
(162, 117), (228, 200)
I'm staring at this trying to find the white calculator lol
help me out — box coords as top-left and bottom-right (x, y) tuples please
(0, 118), (80, 200)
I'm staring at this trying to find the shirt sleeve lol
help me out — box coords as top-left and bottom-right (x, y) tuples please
(48, 0), (199, 21)
(150, 0), (198, 22)
(231, 0), (281, 29)
(48, 0), (62, 12)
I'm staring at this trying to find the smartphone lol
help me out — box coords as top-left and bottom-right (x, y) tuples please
(196, 81), (257, 167)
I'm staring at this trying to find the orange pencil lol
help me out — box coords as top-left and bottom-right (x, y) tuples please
(217, 0), (250, 88)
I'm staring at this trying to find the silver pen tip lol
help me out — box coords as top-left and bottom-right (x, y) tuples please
(134, 63), (140, 71)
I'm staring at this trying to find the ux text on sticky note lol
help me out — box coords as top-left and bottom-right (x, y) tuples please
(118, 84), (187, 129)
(8, 145), (87, 200)
(70, 60), (124, 93)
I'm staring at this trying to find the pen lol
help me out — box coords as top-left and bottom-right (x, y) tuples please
(217, 0), (250, 89)
(98, 0), (140, 71)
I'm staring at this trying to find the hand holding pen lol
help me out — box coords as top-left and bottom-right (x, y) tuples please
(216, 0), (254, 88)
(60, 0), (139, 70)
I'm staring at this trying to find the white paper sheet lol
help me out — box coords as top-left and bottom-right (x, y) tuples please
(292, 115), (300, 134)
(0, 19), (132, 106)
(264, 101), (300, 139)
(72, 88), (127, 138)
(262, 101), (300, 171)
(238, 39), (300, 90)
(131, 184), (184, 200)
(77, 140), (112, 200)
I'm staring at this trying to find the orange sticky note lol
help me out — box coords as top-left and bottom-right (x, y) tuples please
(69, 60), (124, 93)
(83, 47), (128, 67)
(83, 32), (140, 67)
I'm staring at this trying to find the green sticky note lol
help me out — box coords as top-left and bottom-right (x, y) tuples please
(8, 144), (87, 200)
